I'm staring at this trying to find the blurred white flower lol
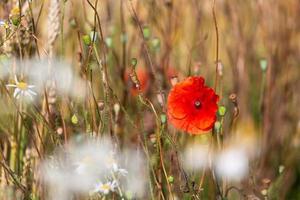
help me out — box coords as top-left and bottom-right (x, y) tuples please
(93, 180), (117, 195)
(215, 147), (249, 181)
(182, 144), (210, 171)
(6, 75), (37, 99)
(1, 58), (87, 99)
(105, 153), (128, 176)
(41, 136), (147, 200)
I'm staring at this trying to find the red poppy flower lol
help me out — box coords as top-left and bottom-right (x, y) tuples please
(167, 76), (218, 134)
(124, 67), (149, 96)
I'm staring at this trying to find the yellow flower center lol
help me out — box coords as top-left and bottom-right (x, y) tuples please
(17, 82), (28, 90)
(10, 7), (20, 16)
(100, 184), (110, 191)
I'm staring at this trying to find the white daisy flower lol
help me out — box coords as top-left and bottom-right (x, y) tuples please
(74, 155), (96, 175)
(93, 180), (117, 195)
(0, 20), (9, 29)
(6, 75), (37, 99)
(105, 154), (128, 176)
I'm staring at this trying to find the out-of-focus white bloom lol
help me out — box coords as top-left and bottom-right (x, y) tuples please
(1, 59), (87, 99)
(41, 136), (147, 200)
(120, 149), (147, 198)
(182, 144), (210, 171)
(105, 153), (128, 176)
(215, 147), (249, 181)
(6, 76), (37, 99)
(93, 180), (117, 195)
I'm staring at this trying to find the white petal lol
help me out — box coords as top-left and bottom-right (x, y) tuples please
(6, 84), (17, 88)
(24, 91), (34, 100)
(15, 92), (20, 99)
(28, 85), (35, 89)
(14, 75), (19, 84)
(28, 89), (37, 96)
(19, 91), (25, 98)
(13, 88), (20, 98)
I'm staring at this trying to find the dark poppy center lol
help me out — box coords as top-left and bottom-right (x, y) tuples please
(194, 100), (201, 109)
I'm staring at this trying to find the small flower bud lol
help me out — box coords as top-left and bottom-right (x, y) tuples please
(149, 134), (156, 144)
(56, 127), (63, 135)
(160, 114), (167, 124)
(193, 62), (201, 74)
(218, 106), (226, 116)
(105, 36), (113, 48)
(168, 176), (174, 183)
(214, 121), (221, 132)
(69, 18), (77, 28)
(261, 189), (268, 196)
(260, 59), (268, 72)
(229, 93), (237, 103)
(279, 165), (285, 174)
(156, 93), (165, 107)
(71, 114), (78, 125)
(170, 76), (178, 86)
(120, 33), (128, 43)
(113, 103), (120, 117)
(151, 37), (161, 52)
(217, 61), (223, 76)
(97, 101), (105, 111)
(82, 34), (91, 46)
(142, 26), (151, 40)
(131, 58), (137, 67)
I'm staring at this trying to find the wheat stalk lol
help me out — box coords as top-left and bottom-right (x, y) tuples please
(47, 0), (60, 58)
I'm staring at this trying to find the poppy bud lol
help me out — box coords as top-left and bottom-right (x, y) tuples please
(160, 114), (167, 124)
(218, 106), (226, 116)
(105, 36), (113, 48)
(170, 76), (178, 86)
(131, 58), (137, 67)
(260, 59), (268, 72)
(156, 92), (165, 107)
(56, 127), (63, 135)
(97, 101), (105, 111)
(82, 34), (91, 46)
(113, 103), (120, 120)
(214, 121), (221, 132)
(151, 37), (161, 52)
(142, 26), (151, 40)
(168, 176), (174, 183)
(217, 61), (223, 76)
(120, 33), (128, 43)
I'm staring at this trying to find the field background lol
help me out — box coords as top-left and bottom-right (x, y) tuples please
(0, 0), (300, 199)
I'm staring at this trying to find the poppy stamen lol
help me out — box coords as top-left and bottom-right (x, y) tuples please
(194, 100), (201, 109)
